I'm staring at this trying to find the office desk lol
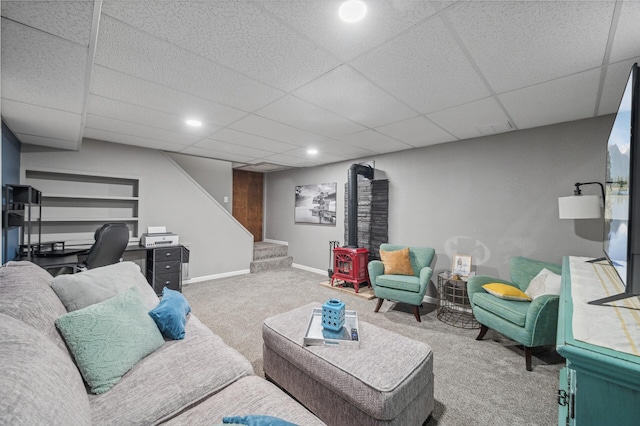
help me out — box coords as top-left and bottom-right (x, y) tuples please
(25, 244), (189, 295)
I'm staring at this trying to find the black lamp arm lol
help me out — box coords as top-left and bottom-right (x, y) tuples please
(574, 182), (605, 201)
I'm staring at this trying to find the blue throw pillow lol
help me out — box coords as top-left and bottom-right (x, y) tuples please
(222, 415), (297, 426)
(148, 287), (191, 340)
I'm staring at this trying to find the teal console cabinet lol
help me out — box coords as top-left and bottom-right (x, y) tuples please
(557, 257), (640, 426)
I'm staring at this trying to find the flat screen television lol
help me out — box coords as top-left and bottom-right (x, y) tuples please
(594, 62), (640, 305)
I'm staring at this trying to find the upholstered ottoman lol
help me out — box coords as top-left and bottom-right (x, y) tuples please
(262, 303), (434, 426)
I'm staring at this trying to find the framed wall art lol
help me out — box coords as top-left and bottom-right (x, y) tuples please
(294, 182), (337, 225)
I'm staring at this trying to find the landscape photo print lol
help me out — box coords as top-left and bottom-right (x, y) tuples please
(294, 182), (337, 225)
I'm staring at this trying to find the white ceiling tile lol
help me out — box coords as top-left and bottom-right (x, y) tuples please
(16, 134), (79, 151)
(294, 65), (418, 127)
(85, 115), (202, 145)
(1, 19), (88, 113)
(258, 0), (442, 61)
(259, 153), (322, 168)
(352, 16), (490, 114)
(89, 66), (248, 127)
(281, 147), (349, 164)
(427, 97), (512, 140)
(446, 1), (614, 93)
(229, 115), (327, 146)
(1, 1), (94, 46)
(101, 1), (340, 92)
(94, 16), (283, 112)
(598, 60), (640, 116)
(335, 130), (413, 154)
(178, 146), (257, 164)
(312, 139), (377, 159)
(209, 128), (298, 153)
(499, 69), (601, 130)
(194, 138), (275, 158)
(256, 95), (367, 138)
(2, 99), (81, 142)
(609, 2), (640, 62)
(87, 95), (220, 137)
(376, 116), (455, 147)
(83, 128), (187, 152)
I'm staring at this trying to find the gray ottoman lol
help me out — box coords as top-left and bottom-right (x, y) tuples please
(262, 303), (434, 426)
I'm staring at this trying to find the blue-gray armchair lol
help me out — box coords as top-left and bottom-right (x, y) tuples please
(467, 256), (562, 371)
(368, 244), (435, 322)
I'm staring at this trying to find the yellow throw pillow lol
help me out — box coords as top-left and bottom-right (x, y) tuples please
(482, 283), (531, 301)
(380, 247), (414, 276)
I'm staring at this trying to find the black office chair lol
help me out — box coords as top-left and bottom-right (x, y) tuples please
(79, 223), (130, 270)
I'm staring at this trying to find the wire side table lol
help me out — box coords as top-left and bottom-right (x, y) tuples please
(436, 273), (480, 329)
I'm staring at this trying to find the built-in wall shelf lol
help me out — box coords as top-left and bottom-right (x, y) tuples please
(24, 169), (141, 244)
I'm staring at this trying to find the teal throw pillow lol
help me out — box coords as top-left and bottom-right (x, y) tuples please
(149, 287), (191, 340)
(55, 287), (165, 394)
(222, 415), (297, 426)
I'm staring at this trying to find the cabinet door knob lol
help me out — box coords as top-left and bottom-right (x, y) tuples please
(165, 281), (171, 285)
(165, 265), (171, 269)
(165, 252), (171, 257)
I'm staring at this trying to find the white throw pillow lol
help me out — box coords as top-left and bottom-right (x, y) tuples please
(525, 268), (562, 300)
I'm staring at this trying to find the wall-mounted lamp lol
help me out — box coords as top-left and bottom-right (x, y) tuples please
(558, 182), (605, 219)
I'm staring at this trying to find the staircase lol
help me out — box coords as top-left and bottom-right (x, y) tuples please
(250, 242), (293, 273)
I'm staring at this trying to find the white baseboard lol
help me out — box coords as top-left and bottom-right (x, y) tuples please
(292, 263), (328, 276)
(263, 239), (288, 246)
(423, 295), (438, 305)
(183, 269), (250, 284)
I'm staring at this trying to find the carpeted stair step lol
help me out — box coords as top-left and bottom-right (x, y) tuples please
(250, 256), (293, 273)
(253, 242), (289, 260)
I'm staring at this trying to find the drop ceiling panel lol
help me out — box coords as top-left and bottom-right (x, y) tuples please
(1, 1), (94, 46)
(352, 16), (490, 114)
(256, 95), (367, 138)
(101, 1), (340, 92)
(257, 0), (442, 62)
(260, 153), (321, 168)
(609, 2), (640, 63)
(1, 19), (88, 113)
(230, 115), (327, 146)
(376, 116), (454, 147)
(209, 128), (298, 153)
(2, 99), (81, 142)
(83, 128), (187, 152)
(499, 69), (601, 130)
(94, 16), (283, 112)
(283, 147), (350, 164)
(87, 95), (220, 137)
(313, 139), (376, 159)
(598, 60), (640, 116)
(294, 65), (418, 128)
(194, 138), (275, 159)
(335, 130), (413, 154)
(178, 145), (259, 164)
(89, 67), (248, 127)
(445, 1), (613, 93)
(427, 97), (512, 140)
(85, 115), (203, 146)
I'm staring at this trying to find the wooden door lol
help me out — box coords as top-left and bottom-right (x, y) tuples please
(232, 170), (263, 242)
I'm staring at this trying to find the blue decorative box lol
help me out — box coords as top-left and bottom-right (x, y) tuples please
(321, 298), (345, 331)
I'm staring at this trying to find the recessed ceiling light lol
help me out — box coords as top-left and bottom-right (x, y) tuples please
(307, 148), (318, 155)
(339, 0), (367, 23)
(186, 119), (202, 127)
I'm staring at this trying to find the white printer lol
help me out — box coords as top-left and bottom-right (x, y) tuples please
(140, 226), (179, 248)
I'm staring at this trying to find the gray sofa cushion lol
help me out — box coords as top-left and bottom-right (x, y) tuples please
(89, 315), (254, 425)
(51, 261), (159, 311)
(0, 313), (91, 425)
(163, 376), (326, 426)
(0, 261), (71, 355)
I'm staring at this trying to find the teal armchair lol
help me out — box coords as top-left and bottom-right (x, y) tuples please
(368, 244), (435, 322)
(467, 256), (562, 371)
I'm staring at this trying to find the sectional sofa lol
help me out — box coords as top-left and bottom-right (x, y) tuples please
(0, 260), (324, 425)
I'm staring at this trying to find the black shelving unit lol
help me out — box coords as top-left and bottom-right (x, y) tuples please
(3, 185), (42, 262)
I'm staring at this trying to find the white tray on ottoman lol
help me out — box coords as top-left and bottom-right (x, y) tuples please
(262, 303), (434, 426)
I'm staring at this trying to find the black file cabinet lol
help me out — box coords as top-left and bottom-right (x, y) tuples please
(146, 246), (183, 295)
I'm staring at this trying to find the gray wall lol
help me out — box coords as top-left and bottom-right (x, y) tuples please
(265, 115), (611, 296)
(21, 139), (253, 279)
(167, 153), (233, 213)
